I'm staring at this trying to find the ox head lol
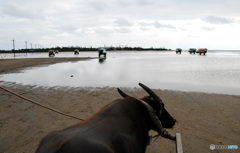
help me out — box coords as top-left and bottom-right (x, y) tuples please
(117, 83), (176, 140)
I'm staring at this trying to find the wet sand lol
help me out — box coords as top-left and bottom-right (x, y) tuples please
(0, 57), (96, 74)
(0, 58), (240, 153)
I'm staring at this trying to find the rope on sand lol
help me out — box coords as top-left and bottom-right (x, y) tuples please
(0, 86), (85, 121)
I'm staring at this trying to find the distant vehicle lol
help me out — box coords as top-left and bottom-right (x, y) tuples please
(98, 48), (107, 58)
(74, 49), (79, 55)
(49, 50), (55, 57)
(197, 48), (207, 55)
(176, 48), (182, 54)
(188, 48), (197, 54)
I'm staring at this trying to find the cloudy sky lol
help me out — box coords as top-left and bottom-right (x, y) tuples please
(0, 0), (240, 50)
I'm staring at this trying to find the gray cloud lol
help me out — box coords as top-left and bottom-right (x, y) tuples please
(94, 28), (113, 36)
(61, 25), (78, 32)
(140, 22), (151, 26)
(134, 0), (155, 6)
(201, 26), (215, 31)
(153, 21), (176, 29)
(115, 27), (131, 33)
(2, 3), (45, 20)
(115, 18), (133, 27)
(204, 16), (234, 24)
(94, 26), (131, 36)
(1, 0), (240, 50)
(86, 0), (110, 11)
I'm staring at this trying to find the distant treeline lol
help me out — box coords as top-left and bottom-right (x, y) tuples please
(0, 46), (171, 53)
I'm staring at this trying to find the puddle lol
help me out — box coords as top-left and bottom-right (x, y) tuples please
(1, 51), (240, 95)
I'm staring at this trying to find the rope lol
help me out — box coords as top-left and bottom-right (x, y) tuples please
(0, 86), (85, 121)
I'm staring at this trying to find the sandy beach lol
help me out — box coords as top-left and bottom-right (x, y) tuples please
(0, 58), (240, 153)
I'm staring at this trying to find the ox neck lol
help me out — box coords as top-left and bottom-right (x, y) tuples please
(85, 97), (152, 134)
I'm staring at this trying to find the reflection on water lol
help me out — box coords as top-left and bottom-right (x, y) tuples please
(99, 58), (107, 64)
(1, 51), (240, 95)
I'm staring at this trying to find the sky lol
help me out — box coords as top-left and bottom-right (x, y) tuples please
(0, 0), (240, 50)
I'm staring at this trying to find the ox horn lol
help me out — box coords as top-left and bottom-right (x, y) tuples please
(141, 100), (176, 141)
(117, 88), (129, 98)
(139, 83), (163, 104)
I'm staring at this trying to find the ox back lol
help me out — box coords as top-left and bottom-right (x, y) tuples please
(36, 97), (153, 153)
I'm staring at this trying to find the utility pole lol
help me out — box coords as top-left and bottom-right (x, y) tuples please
(11, 39), (15, 57)
(31, 43), (32, 49)
(25, 41), (28, 55)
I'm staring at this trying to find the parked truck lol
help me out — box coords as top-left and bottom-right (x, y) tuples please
(188, 48), (197, 54)
(196, 48), (207, 55)
(176, 48), (182, 54)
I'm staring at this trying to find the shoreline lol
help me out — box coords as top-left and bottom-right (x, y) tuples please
(0, 50), (173, 54)
(0, 57), (239, 153)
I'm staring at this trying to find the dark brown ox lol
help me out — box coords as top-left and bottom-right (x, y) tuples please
(36, 83), (176, 153)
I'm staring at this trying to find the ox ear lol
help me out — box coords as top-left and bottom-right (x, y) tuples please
(117, 88), (130, 98)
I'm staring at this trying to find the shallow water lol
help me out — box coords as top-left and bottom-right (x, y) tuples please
(1, 51), (240, 95)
